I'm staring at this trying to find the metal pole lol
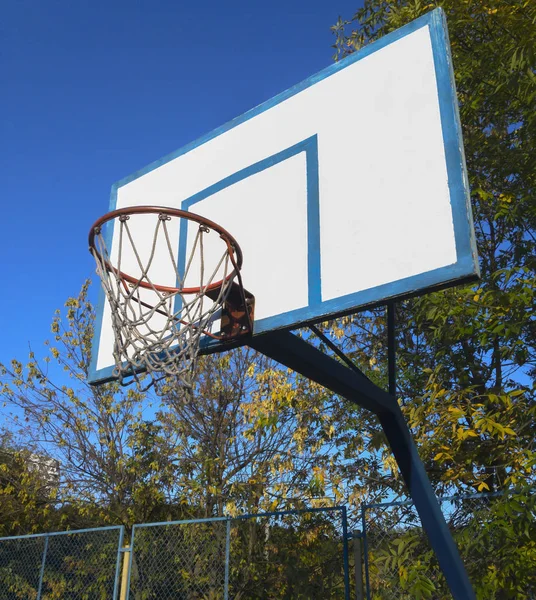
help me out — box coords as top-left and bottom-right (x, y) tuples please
(361, 506), (371, 600)
(341, 507), (350, 600)
(387, 302), (396, 397)
(251, 330), (476, 600)
(36, 535), (49, 600)
(125, 528), (136, 600)
(119, 544), (130, 600)
(224, 519), (231, 600)
(353, 531), (364, 600)
(113, 527), (125, 600)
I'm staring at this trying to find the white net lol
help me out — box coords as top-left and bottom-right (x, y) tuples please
(90, 209), (242, 391)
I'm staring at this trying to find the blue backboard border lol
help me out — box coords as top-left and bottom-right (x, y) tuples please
(88, 8), (479, 385)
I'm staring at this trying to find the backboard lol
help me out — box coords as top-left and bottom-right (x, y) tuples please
(89, 8), (479, 386)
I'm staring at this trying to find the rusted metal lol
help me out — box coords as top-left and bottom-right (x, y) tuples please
(89, 205), (254, 343)
(206, 282), (255, 339)
(88, 205), (243, 295)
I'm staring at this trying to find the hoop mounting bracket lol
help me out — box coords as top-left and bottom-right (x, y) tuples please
(207, 282), (255, 339)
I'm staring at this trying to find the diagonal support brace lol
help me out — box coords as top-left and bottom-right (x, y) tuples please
(250, 329), (475, 600)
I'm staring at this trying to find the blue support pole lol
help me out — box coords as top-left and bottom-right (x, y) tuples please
(250, 330), (476, 600)
(36, 535), (49, 600)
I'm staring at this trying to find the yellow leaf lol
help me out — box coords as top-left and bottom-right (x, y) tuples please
(448, 407), (465, 419)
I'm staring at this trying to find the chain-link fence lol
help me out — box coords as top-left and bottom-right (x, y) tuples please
(127, 506), (350, 600)
(128, 517), (229, 599)
(361, 488), (536, 599)
(228, 507), (350, 599)
(2, 494), (533, 600)
(0, 508), (351, 599)
(0, 526), (124, 600)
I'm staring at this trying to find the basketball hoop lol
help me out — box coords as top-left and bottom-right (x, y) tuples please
(88, 206), (254, 390)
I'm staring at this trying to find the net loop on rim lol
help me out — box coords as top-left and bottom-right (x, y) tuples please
(88, 206), (254, 391)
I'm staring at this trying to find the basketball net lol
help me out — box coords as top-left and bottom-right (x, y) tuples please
(89, 207), (248, 391)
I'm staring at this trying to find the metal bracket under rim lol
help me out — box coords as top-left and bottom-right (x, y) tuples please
(207, 282), (255, 340)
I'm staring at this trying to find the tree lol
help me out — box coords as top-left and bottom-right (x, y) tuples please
(1, 286), (364, 596)
(331, 0), (536, 496)
(0, 282), (374, 530)
(0, 429), (58, 536)
(330, 1), (535, 597)
(158, 345), (374, 517)
(2, 5), (534, 594)
(0, 282), (187, 529)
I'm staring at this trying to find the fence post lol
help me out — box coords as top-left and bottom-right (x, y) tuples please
(224, 518), (231, 600)
(119, 544), (130, 600)
(361, 504), (371, 600)
(113, 527), (125, 600)
(353, 531), (364, 600)
(36, 534), (49, 600)
(342, 506), (350, 600)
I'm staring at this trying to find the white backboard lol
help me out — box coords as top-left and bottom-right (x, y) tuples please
(89, 9), (478, 385)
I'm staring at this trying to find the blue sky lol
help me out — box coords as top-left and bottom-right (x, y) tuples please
(1, 0), (362, 368)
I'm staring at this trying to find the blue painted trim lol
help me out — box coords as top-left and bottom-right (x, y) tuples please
(0, 525), (123, 541)
(178, 135), (320, 307)
(0, 532), (46, 541)
(127, 505), (345, 531)
(233, 505), (345, 520)
(89, 184), (119, 385)
(305, 135), (321, 305)
(429, 9), (479, 278)
(89, 361), (118, 386)
(133, 516), (229, 529)
(88, 7), (479, 384)
(242, 257), (474, 335)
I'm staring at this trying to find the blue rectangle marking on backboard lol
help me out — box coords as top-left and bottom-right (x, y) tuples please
(177, 135), (321, 308)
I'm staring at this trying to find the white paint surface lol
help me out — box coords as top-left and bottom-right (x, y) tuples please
(95, 24), (459, 373)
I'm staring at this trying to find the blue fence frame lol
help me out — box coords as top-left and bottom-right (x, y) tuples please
(0, 525), (124, 600)
(127, 506), (351, 600)
(0, 507), (350, 599)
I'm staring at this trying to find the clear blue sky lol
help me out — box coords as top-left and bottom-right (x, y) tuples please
(1, 0), (362, 367)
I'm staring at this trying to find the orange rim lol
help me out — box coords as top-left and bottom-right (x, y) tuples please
(88, 205), (243, 295)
